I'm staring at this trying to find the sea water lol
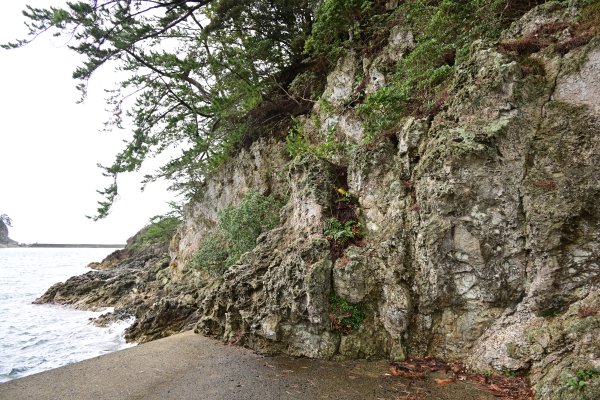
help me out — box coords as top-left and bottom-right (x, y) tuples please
(0, 247), (135, 383)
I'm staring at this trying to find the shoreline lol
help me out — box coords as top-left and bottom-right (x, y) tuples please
(1, 244), (125, 249)
(0, 331), (498, 400)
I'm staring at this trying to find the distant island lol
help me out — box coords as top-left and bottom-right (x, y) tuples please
(0, 214), (18, 248)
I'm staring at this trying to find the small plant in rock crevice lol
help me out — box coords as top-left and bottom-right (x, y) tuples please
(324, 218), (362, 244)
(324, 186), (364, 260)
(537, 307), (562, 318)
(285, 114), (346, 161)
(336, 187), (359, 205)
(329, 293), (365, 334)
(285, 117), (312, 159)
(565, 368), (600, 395)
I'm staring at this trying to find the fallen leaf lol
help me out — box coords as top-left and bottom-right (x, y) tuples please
(435, 378), (455, 385)
(390, 366), (428, 378)
(488, 383), (503, 392)
(403, 362), (418, 370)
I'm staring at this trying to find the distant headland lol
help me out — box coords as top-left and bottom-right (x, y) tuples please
(0, 215), (18, 248)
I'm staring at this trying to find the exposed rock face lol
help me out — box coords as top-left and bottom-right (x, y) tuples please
(35, 2), (600, 398)
(35, 141), (291, 343)
(184, 2), (600, 397)
(174, 139), (289, 263)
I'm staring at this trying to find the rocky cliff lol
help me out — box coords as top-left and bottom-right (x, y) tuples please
(36, 2), (600, 398)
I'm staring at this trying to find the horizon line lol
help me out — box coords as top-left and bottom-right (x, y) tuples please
(22, 243), (126, 248)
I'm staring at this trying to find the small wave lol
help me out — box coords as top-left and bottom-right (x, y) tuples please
(19, 338), (50, 350)
(8, 366), (30, 375)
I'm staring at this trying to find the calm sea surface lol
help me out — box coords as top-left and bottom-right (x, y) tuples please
(0, 247), (134, 383)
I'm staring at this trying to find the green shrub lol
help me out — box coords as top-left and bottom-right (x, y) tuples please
(191, 230), (230, 276)
(355, 0), (536, 141)
(285, 118), (312, 159)
(285, 115), (343, 159)
(218, 192), (285, 264)
(132, 216), (180, 249)
(190, 191), (285, 275)
(304, 0), (377, 61)
(356, 84), (409, 142)
(329, 293), (365, 333)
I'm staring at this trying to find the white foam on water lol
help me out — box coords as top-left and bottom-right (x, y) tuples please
(0, 248), (136, 383)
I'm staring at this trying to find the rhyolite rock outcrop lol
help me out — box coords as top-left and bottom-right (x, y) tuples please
(35, 2), (600, 398)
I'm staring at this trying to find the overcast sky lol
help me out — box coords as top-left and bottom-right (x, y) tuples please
(0, 1), (174, 244)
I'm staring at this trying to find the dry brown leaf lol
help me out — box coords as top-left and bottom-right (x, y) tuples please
(389, 366), (427, 379)
(434, 378), (456, 385)
(488, 383), (504, 392)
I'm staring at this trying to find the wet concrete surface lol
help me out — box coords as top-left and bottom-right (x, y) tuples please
(0, 331), (497, 399)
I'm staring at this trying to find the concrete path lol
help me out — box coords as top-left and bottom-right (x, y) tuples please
(0, 331), (495, 400)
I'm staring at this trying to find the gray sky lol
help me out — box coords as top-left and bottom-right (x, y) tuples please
(0, 1), (174, 244)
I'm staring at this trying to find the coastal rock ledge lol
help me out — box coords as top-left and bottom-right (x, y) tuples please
(36, 2), (600, 399)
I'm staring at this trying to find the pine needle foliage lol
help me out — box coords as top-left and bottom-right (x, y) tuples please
(3, 0), (562, 218)
(4, 0), (316, 219)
